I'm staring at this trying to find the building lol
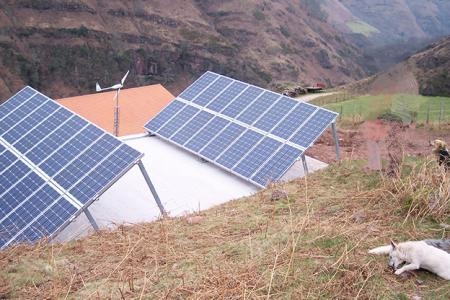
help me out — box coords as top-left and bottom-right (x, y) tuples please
(57, 84), (174, 136)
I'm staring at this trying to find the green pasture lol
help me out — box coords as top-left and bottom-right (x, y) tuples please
(323, 94), (450, 125)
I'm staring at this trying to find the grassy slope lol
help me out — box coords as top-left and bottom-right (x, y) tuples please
(345, 20), (380, 37)
(319, 94), (450, 125)
(1, 159), (449, 299)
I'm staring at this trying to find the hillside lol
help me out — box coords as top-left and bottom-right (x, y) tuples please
(1, 154), (450, 298)
(0, 0), (367, 101)
(322, 0), (450, 71)
(340, 37), (450, 97)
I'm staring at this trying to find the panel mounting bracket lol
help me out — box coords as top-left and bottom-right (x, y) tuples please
(138, 160), (167, 217)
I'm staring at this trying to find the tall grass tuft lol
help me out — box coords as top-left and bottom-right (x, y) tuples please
(381, 158), (450, 223)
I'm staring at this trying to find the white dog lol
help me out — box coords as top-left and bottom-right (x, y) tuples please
(369, 240), (450, 280)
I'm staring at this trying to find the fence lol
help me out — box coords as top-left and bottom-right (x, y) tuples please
(316, 94), (450, 127)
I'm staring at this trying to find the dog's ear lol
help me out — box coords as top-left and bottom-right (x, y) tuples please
(390, 240), (398, 249)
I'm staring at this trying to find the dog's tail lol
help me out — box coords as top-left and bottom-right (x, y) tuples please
(368, 245), (392, 255)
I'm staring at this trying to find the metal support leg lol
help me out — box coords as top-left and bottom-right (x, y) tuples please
(138, 160), (167, 217)
(331, 122), (341, 161)
(84, 208), (99, 231)
(301, 155), (309, 175)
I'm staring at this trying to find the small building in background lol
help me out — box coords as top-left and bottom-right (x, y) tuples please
(57, 84), (174, 136)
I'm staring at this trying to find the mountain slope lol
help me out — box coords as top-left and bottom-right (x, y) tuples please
(343, 37), (450, 97)
(322, 0), (450, 71)
(0, 0), (367, 101)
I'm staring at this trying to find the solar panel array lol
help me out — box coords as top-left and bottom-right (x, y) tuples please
(0, 86), (142, 249)
(145, 71), (338, 187)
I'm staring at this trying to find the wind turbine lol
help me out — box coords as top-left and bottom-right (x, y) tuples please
(95, 70), (129, 137)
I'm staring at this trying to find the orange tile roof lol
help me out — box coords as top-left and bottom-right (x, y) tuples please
(57, 84), (174, 137)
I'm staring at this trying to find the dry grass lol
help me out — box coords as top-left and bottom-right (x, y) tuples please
(380, 158), (450, 223)
(1, 159), (450, 299)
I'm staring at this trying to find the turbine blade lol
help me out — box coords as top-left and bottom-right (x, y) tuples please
(121, 70), (130, 85)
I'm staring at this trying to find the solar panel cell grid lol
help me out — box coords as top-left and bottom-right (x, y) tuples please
(13, 197), (77, 244)
(0, 86), (36, 120)
(144, 100), (185, 132)
(0, 150), (17, 171)
(200, 123), (246, 160)
(54, 134), (121, 191)
(289, 110), (337, 147)
(184, 117), (230, 152)
(216, 130), (264, 169)
(1, 101), (59, 145)
(271, 103), (317, 139)
(38, 125), (104, 177)
(253, 96), (296, 132)
(236, 91), (280, 125)
(0, 185), (60, 244)
(0, 160), (30, 193)
(24, 116), (87, 165)
(251, 145), (303, 186)
(179, 72), (219, 101)
(0, 173), (46, 220)
(69, 144), (140, 204)
(222, 86), (264, 118)
(206, 81), (247, 112)
(13, 108), (73, 153)
(0, 94), (48, 132)
(193, 77), (233, 106)
(232, 137), (282, 178)
(157, 105), (199, 138)
(171, 111), (214, 146)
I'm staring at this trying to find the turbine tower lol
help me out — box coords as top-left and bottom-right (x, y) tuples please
(95, 70), (130, 136)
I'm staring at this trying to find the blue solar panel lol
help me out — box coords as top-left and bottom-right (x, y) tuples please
(54, 134), (121, 191)
(0, 94), (48, 133)
(289, 109), (337, 147)
(38, 124), (104, 177)
(13, 108), (73, 153)
(222, 86), (264, 118)
(0, 86), (36, 120)
(0, 172), (45, 220)
(25, 115), (87, 166)
(157, 105), (199, 138)
(144, 100), (186, 133)
(179, 72), (219, 101)
(253, 96), (296, 132)
(193, 77), (233, 106)
(171, 111), (214, 146)
(0, 160), (31, 193)
(2, 100), (60, 145)
(206, 81), (247, 112)
(7, 195), (77, 245)
(237, 91), (280, 125)
(271, 102), (317, 139)
(184, 117), (230, 152)
(0, 149), (17, 171)
(216, 130), (264, 169)
(251, 145), (303, 186)
(144, 71), (338, 187)
(200, 123), (246, 160)
(0, 86), (143, 249)
(233, 137), (282, 178)
(69, 144), (141, 204)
